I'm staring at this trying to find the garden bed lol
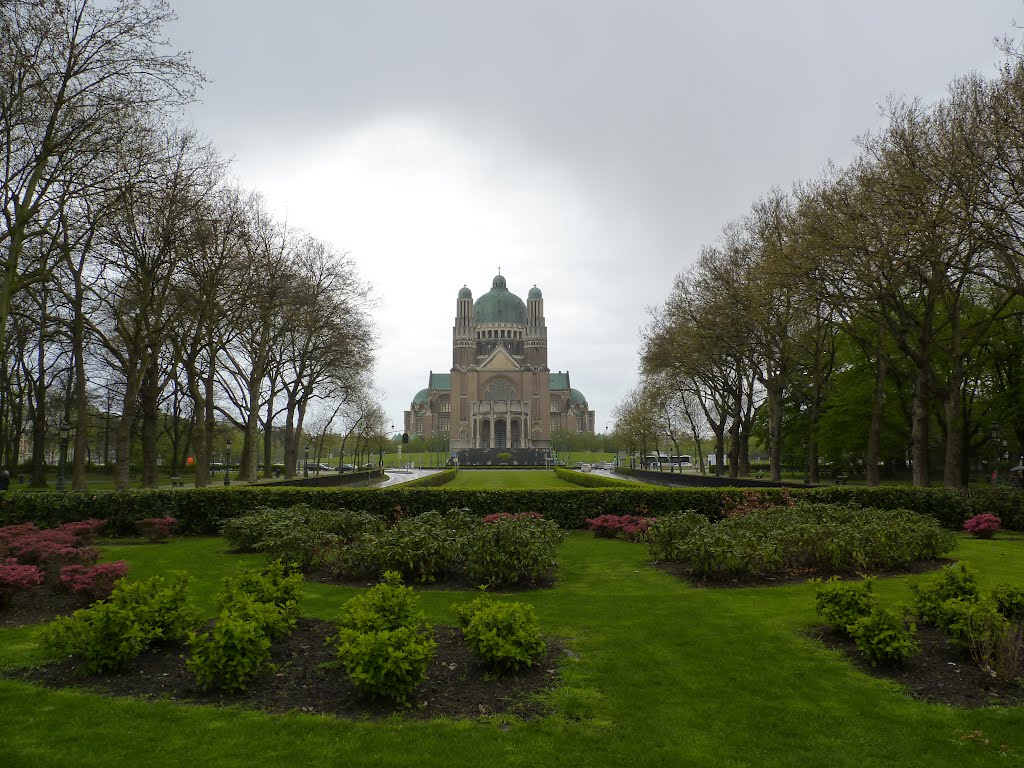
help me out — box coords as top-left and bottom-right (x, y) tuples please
(7, 617), (566, 720)
(652, 558), (955, 588)
(809, 624), (1024, 708)
(0, 584), (89, 628)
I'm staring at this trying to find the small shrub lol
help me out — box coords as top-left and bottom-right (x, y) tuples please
(963, 513), (1001, 538)
(813, 577), (879, 636)
(585, 514), (654, 541)
(463, 514), (562, 586)
(59, 561), (129, 601)
(219, 561), (304, 622)
(330, 572), (436, 703)
(135, 517), (177, 543)
(992, 583), (1024, 623)
(57, 519), (106, 543)
(39, 574), (198, 673)
(0, 558), (44, 606)
(186, 611), (274, 692)
(40, 601), (155, 673)
(331, 624), (436, 703)
(848, 607), (919, 666)
(910, 562), (979, 628)
(452, 596), (546, 672)
(5, 528), (97, 572)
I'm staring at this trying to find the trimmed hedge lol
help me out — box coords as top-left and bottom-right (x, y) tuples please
(2, 484), (1022, 534)
(399, 468), (458, 488)
(554, 467), (635, 488)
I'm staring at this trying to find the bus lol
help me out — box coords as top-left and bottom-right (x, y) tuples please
(643, 453), (692, 469)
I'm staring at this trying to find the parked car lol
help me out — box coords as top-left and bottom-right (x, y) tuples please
(580, 463), (592, 472)
(339, 463), (355, 472)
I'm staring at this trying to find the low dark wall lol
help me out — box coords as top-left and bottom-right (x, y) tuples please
(619, 468), (817, 489)
(261, 469), (383, 488)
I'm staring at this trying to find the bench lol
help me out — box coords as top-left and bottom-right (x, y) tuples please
(170, 476), (185, 487)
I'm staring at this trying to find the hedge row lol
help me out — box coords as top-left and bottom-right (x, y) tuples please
(398, 468), (458, 488)
(554, 467), (635, 488)
(1, 485), (1022, 534)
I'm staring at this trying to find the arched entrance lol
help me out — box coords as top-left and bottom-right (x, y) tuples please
(493, 419), (507, 449)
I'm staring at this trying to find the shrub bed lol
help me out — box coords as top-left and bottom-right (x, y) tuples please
(647, 502), (956, 581)
(2, 484), (1021, 535)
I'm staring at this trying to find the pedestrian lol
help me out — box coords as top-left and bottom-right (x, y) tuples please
(0, 469), (9, 491)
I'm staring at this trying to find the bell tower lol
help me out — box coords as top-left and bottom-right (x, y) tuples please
(453, 285), (475, 369)
(525, 285), (547, 369)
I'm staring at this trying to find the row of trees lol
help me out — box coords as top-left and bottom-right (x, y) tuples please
(635, 45), (1024, 488)
(1, 0), (379, 489)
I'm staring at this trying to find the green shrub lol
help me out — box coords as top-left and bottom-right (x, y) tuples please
(813, 577), (879, 636)
(847, 607), (919, 666)
(463, 514), (563, 587)
(38, 574), (197, 673)
(992, 583), (1024, 623)
(219, 561), (304, 629)
(331, 624), (436, 703)
(910, 562), (979, 627)
(336, 571), (424, 633)
(186, 611), (274, 692)
(220, 510), (280, 552)
(648, 504), (955, 581)
(330, 572), (435, 703)
(452, 596), (546, 672)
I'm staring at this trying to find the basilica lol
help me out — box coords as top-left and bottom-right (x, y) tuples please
(404, 274), (595, 453)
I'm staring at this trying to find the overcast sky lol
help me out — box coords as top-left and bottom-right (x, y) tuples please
(167, 0), (1021, 433)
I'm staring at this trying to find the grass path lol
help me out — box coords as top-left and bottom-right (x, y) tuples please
(1, 535), (1023, 766)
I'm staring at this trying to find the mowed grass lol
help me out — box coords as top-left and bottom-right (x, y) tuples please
(2, 533), (1024, 766)
(440, 469), (583, 489)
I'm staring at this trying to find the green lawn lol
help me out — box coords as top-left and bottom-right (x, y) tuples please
(2, 532), (1024, 766)
(441, 469), (584, 489)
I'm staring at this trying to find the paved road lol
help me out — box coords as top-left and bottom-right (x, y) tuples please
(378, 468), (446, 487)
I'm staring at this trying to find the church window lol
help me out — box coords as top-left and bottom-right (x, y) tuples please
(550, 398), (561, 413)
(577, 416), (585, 432)
(439, 413), (450, 434)
(485, 380), (515, 401)
(416, 417), (423, 434)
(550, 414), (561, 432)
(438, 397), (450, 413)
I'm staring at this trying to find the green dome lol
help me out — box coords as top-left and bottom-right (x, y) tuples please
(412, 388), (429, 406)
(473, 275), (526, 324)
(458, 285), (472, 299)
(569, 388), (587, 405)
(528, 285), (542, 299)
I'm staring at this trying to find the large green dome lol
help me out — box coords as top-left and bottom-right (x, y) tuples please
(473, 275), (527, 324)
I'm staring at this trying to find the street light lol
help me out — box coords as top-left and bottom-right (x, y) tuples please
(224, 438), (232, 486)
(56, 422), (70, 491)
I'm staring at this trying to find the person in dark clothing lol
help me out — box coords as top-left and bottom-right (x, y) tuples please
(0, 470), (9, 491)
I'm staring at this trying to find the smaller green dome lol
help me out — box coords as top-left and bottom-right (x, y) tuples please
(491, 274), (507, 290)
(458, 285), (472, 299)
(569, 388), (587, 405)
(412, 388), (429, 406)
(528, 285), (542, 299)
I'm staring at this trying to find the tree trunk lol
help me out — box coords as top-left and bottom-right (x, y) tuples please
(911, 367), (932, 487)
(865, 354), (886, 486)
(140, 354), (160, 488)
(767, 380), (783, 483)
(942, 374), (965, 489)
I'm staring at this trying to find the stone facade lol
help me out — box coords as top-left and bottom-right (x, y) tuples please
(404, 274), (596, 451)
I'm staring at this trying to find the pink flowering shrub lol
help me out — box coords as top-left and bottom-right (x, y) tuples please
(59, 561), (129, 601)
(6, 529), (98, 572)
(963, 513), (1002, 539)
(58, 519), (107, 543)
(0, 523), (42, 554)
(0, 558), (44, 606)
(585, 514), (655, 542)
(482, 512), (544, 525)
(135, 517), (177, 542)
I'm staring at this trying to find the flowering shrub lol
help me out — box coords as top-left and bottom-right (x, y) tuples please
(0, 558), (44, 606)
(723, 489), (795, 518)
(963, 513), (1001, 538)
(0, 523), (43, 552)
(585, 514), (654, 541)
(57, 519), (107, 543)
(59, 561), (129, 601)
(5, 528), (97, 573)
(135, 517), (177, 543)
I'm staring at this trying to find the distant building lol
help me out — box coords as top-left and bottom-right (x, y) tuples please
(404, 274), (595, 451)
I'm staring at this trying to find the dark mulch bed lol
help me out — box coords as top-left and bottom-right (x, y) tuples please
(0, 585), (90, 629)
(653, 558), (955, 589)
(809, 624), (1024, 708)
(304, 569), (556, 593)
(5, 617), (564, 720)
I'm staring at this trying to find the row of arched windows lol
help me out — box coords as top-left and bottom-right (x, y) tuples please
(476, 329), (523, 340)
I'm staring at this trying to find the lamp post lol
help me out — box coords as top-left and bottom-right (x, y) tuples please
(224, 438), (231, 486)
(56, 422), (70, 491)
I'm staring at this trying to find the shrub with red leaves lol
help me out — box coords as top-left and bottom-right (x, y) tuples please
(0, 523), (41, 554)
(963, 513), (1002, 539)
(482, 512), (544, 525)
(59, 561), (129, 601)
(585, 514), (654, 542)
(0, 558), (44, 606)
(6, 529), (98, 572)
(723, 489), (796, 519)
(135, 517), (177, 542)
(58, 519), (107, 543)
